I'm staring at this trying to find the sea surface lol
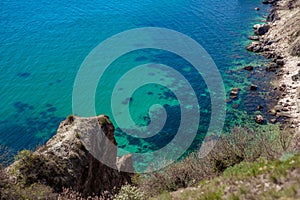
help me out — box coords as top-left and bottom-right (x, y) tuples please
(0, 0), (271, 165)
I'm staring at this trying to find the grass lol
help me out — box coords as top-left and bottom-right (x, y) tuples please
(224, 153), (300, 179)
(160, 154), (300, 200)
(75, 131), (81, 139)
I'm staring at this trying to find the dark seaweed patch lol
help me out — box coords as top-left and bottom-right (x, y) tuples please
(17, 72), (31, 78)
(13, 101), (33, 113)
(47, 107), (57, 112)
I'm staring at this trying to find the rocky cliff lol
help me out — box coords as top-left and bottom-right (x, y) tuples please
(9, 115), (133, 197)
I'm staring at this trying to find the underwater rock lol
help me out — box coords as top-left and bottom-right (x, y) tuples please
(257, 105), (263, 110)
(230, 88), (240, 99)
(250, 84), (258, 91)
(255, 115), (264, 124)
(232, 104), (239, 109)
(244, 65), (254, 71)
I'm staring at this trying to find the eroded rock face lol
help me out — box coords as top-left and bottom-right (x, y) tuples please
(290, 37), (300, 56)
(13, 115), (133, 196)
(267, 7), (280, 22)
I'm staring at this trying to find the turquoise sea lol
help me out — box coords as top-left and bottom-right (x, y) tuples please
(0, 0), (272, 164)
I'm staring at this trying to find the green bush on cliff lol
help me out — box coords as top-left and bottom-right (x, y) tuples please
(164, 154), (300, 200)
(0, 182), (55, 200)
(9, 149), (68, 192)
(136, 124), (293, 197)
(1, 161), (54, 199)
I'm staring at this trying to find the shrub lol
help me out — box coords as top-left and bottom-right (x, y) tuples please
(114, 185), (146, 200)
(75, 131), (81, 139)
(67, 115), (75, 124)
(137, 125), (293, 196)
(1, 165), (55, 200)
(2, 183), (55, 199)
(10, 149), (67, 192)
(58, 188), (109, 200)
(0, 163), (11, 199)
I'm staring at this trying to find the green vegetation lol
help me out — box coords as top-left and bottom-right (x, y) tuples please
(114, 185), (146, 200)
(75, 131), (81, 139)
(76, 141), (85, 150)
(1, 158), (54, 199)
(158, 154), (300, 200)
(1, 124), (299, 199)
(131, 125), (298, 199)
(66, 114), (75, 124)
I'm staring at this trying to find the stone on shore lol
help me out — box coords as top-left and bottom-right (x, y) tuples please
(248, 35), (260, 41)
(254, 24), (270, 35)
(266, 62), (279, 72)
(246, 42), (263, 52)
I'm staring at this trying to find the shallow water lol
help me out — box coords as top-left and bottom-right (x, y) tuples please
(0, 0), (271, 165)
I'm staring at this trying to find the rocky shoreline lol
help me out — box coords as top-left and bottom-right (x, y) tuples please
(246, 0), (300, 134)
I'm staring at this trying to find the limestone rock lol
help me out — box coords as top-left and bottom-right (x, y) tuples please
(11, 115), (133, 196)
(117, 154), (134, 173)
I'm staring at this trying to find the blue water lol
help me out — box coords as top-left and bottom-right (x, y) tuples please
(0, 0), (270, 162)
